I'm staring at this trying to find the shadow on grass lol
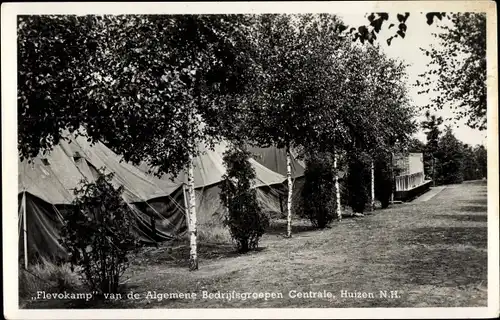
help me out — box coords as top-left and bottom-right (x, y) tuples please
(464, 199), (488, 206)
(458, 205), (488, 213)
(462, 180), (487, 186)
(395, 247), (487, 287)
(265, 220), (317, 236)
(134, 242), (244, 268)
(403, 226), (487, 247)
(432, 214), (487, 222)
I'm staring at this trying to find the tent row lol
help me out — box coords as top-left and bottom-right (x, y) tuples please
(18, 133), (307, 263)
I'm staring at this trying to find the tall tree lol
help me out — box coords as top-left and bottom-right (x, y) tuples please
(474, 145), (488, 179)
(216, 14), (349, 236)
(435, 126), (465, 185)
(18, 15), (256, 270)
(421, 111), (444, 183)
(461, 143), (482, 181)
(308, 43), (415, 214)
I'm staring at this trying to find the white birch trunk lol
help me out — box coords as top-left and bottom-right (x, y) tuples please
(187, 154), (198, 270)
(333, 151), (342, 221)
(22, 191), (28, 269)
(390, 152), (394, 204)
(370, 160), (375, 212)
(286, 146), (293, 238)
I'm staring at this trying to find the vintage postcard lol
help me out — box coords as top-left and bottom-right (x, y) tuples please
(2, 1), (498, 319)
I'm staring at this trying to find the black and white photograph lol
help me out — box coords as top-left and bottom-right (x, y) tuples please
(2, 1), (498, 319)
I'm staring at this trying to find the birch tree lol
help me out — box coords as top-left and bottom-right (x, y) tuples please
(215, 14), (307, 238)
(227, 14), (354, 237)
(298, 39), (416, 215)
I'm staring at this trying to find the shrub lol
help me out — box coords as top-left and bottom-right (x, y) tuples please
(301, 152), (336, 228)
(220, 144), (269, 253)
(59, 171), (140, 295)
(374, 156), (393, 209)
(346, 153), (370, 214)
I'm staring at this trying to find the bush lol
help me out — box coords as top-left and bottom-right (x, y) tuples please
(346, 153), (370, 214)
(59, 171), (140, 295)
(220, 144), (269, 253)
(301, 152), (336, 228)
(374, 156), (393, 209)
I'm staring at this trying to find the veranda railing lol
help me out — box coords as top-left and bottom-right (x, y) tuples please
(395, 172), (424, 191)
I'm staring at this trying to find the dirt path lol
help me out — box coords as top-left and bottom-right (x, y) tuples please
(26, 181), (488, 309)
(412, 185), (447, 202)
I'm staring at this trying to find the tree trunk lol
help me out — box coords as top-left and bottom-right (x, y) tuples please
(432, 157), (436, 187)
(333, 151), (342, 221)
(187, 155), (198, 270)
(390, 152), (394, 204)
(370, 160), (375, 212)
(286, 145), (293, 238)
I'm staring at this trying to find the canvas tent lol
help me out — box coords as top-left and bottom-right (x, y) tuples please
(18, 135), (186, 264)
(18, 135), (287, 264)
(245, 146), (307, 217)
(247, 146), (306, 179)
(247, 146), (349, 215)
(137, 141), (288, 226)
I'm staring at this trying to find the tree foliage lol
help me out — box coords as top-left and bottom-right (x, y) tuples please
(407, 137), (426, 153)
(220, 143), (269, 253)
(417, 13), (486, 130)
(345, 12), (487, 130)
(420, 113), (486, 184)
(461, 144), (486, 181)
(434, 126), (465, 185)
(374, 154), (393, 209)
(474, 145), (488, 179)
(346, 152), (371, 214)
(18, 15), (255, 177)
(301, 152), (336, 228)
(421, 111), (444, 179)
(345, 12), (455, 46)
(59, 171), (140, 294)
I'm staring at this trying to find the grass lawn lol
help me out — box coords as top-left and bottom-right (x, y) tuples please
(23, 180), (487, 308)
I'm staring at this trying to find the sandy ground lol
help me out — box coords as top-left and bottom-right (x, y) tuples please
(24, 180), (488, 308)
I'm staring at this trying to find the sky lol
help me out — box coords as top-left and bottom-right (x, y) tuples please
(336, 12), (487, 147)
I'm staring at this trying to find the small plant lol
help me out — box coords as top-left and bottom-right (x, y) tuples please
(59, 170), (140, 295)
(19, 258), (81, 299)
(301, 152), (336, 228)
(220, 143), (269, 253)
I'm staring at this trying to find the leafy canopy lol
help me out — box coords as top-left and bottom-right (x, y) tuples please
(18, 15), (255, 177)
